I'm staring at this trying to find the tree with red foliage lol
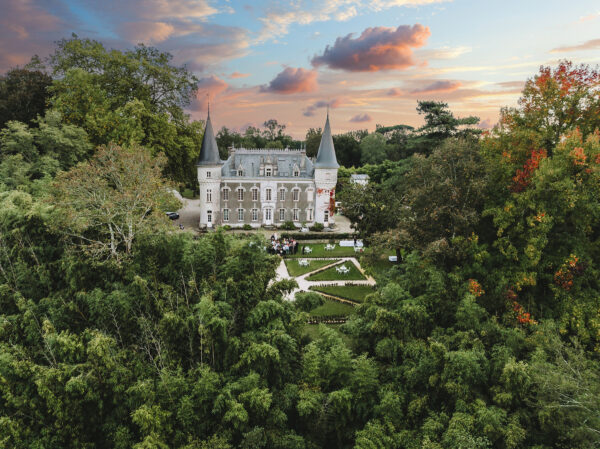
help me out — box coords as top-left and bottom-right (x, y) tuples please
(502, 61), (600, 154)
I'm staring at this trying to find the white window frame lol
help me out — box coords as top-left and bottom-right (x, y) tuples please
(223, 188), (229, 201)
(265, 208), (272, 221)
(206, 171), (211, 178)
(237, 188), (244, 201)
(252, 208), (258, 221)
(293, 208), (299, 221)
(238, 208), (244, 221)
(293, 170), (299, 177)
(252, 188), (258, 201)
(292, 189), (299, 202)
(206, 189), (212, 202)
(307, 208), (313, 221)
(279, 188), (286, 201)
(237, 169), (243, 176)
(266, 188), (272, 201)
(207, 210), (212, 223)
(223, 208), (229, 222)
(265, 168), (272, 177)
(279, 208), (285, 221)
(324, 210), (329, 223)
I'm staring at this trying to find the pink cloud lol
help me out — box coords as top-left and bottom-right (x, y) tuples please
(387, 87), (404, 96)
(191, 75), (230, 111)
(410, 80), (462, 94)
(311, 24), (430, 72)
(303, 98), (343, 116)
(551, 38), (600, 53)
(477, 118), (494, 129)
(230, 71), (250, 78)
(0, 0), (63, 71)
(118, 21), (175, 43)
(260, 67), (318, 94)
(349, 113), (372, 123)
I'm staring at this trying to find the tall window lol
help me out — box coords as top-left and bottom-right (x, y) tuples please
(237, 188), (244, 201)
(292, 189), (299, 201)
(223, 188), (229, 201)
(279, 188), (285, 201)
(206, 171), (211, 178)
(206, 189), (212, 202)
(207, 210), (212, 223)
(266, 188), (272, 201)
(238, 209), (244, 221)
(252, 208), (258, 221)
(265, 168), (272, 177)
(252, 188), (258, 201)
(307, 208), (313, 221)
(265, 208), (272, 221)
(223, 209), (229, 222)
(279, 208), (285, 221)
(324, 210), (329, 223)
(293, 208), (299, 221)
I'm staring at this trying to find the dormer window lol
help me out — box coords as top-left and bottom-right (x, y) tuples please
(293, 170), (299, 177)
(237, 169), (243, 176)
(266, 168), (272, 177)
(206, 171), (211, 178)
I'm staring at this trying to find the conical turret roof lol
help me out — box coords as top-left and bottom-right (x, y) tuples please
(314, 112), (339, 169)
(197, 106), (221, 166)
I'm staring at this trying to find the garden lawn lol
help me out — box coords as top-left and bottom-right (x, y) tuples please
(310, 285), (375, 303)
(289, 243), (357, 258)
(306, 262), (366, 281)
(309, 298), (355, 317)
(285, 259), (337, 277)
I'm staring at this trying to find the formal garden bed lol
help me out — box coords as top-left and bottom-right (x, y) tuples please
(310, 284), (375, 303)
(284, 258), (337, 277)
(308, 298), (356, 317)
(306, 262), (366, 281)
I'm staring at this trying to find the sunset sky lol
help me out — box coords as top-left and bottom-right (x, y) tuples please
(2, 0), (600, 137)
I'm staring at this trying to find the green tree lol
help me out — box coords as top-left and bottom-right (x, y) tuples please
(360, 132), (388, 165)
(50, 143), (180, 260)
(408, 101), (481, 155)
(0, 67), (52, 128)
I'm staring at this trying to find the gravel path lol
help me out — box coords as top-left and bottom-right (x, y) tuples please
(275, 256), (376, 300)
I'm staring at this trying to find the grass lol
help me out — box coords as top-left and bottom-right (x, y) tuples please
(310, 285), (375, 303)
(309, 298), (356, 317)
(284, 259), (338, 277)
(306, 262), (366, 281)
(288, 243), (358, 258)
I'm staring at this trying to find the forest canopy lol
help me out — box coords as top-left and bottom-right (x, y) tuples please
(1, 36), (600, 449)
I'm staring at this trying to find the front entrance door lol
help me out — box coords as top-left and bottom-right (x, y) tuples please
(264, 208), (273, 225)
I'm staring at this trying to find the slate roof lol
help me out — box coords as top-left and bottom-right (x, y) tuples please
(314, 113), (339, 169)
(197, 108), (222, 166)
(221, 149), (314, 179)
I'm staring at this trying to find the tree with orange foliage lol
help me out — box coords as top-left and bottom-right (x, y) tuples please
(501, 61), (600, 154)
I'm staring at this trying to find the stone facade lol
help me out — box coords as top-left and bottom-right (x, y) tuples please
(197, 112), (339, 229)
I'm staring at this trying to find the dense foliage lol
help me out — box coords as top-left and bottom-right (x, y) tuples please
(1, 45), (600, 448)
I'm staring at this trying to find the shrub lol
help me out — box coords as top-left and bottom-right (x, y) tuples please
(310, 223), (324, 232)
(181, 188), (196, 199)
(242, 224), (253, 230)
(280, 221), (297, 230)
(221, 225), (232, 231)
(294, 292), (324, 312)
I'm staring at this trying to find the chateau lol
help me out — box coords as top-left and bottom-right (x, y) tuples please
(197, 110), (339, 229)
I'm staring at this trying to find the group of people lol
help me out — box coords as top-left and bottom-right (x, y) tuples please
(268, 235), (299, 256)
